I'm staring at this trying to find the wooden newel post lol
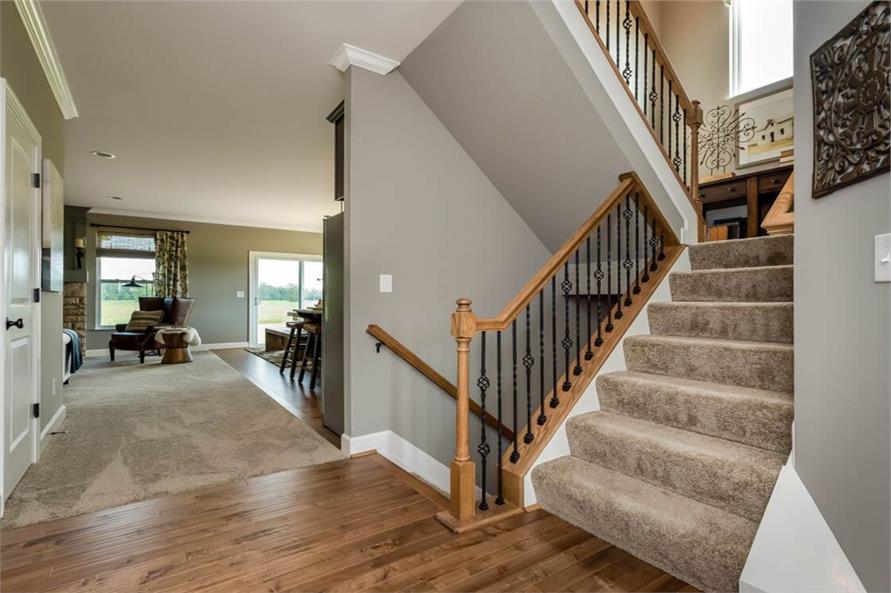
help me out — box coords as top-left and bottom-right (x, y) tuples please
(689, 99), (705, 242)
(450, 298), (476, 522)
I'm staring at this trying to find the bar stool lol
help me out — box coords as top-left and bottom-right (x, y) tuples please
(279, 320), (305, 376)
(298, 322), (322, 391)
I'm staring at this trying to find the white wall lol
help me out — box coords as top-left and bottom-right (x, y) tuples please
(792, 2), (890, 591)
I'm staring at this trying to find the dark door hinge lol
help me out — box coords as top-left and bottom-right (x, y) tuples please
(32, 173), (41, 188)
(33, 288), (40, 303)
(32, 403), (40, 418)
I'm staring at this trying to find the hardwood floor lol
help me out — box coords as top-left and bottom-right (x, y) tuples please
(1, 454), (697, 593)
(212, 347), (340, 448)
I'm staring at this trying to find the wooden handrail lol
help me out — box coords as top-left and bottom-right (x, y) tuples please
(475, 172), (678, 332)
(366, 324), (514, 441)
(761, 172), (794, 235)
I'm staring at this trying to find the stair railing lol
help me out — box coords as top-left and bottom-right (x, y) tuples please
(575, 0), (706, 240)
(761, 172), (794, 235)
(441, 172), (686, 530)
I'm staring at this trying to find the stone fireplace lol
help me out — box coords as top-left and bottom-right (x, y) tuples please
(63, 281), (87, 358)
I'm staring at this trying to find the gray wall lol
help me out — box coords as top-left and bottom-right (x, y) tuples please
(793, 2), (890, 591)
(2, 2), (66, 430)
(399, 1), (632, 252)
(85, 213), (322, 349)
(344, 66), (551, 469)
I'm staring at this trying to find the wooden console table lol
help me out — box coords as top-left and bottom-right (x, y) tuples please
(699, 165), (792, 240)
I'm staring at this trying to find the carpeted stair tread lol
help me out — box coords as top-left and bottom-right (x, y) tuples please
(670, 265), (793, 302)
(531, 456), (758, 593)
(648, 302), (793, 343)
(566, 411), (786, 521)
(689, 235), (793, 270)
(624, 335), (794, 393)
(597, 371), (793, 454)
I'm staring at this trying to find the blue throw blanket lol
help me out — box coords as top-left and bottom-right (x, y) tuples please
(63, 329), (82, 374)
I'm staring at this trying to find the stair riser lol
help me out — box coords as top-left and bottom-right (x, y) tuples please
(597, 374), (793, 454)
(566, 416), (783, 521)
(624, 339), (794, 393)
(532, 458), (757, 593)
(648, 303), (793, 343)
(689, 235), (793, 270)
(670, 266), (793, 302)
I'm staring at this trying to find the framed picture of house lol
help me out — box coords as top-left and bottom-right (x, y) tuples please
(737, 88), (794, 168)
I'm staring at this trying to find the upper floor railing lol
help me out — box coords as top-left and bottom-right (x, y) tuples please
(575, 0), (706, 240)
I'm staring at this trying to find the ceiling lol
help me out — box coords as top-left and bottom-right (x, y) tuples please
(42, 1), (460, 232)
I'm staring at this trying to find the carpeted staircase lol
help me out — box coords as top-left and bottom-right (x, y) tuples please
(531, 235), (794, 593)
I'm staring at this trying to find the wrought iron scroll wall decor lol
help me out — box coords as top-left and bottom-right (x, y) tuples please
(697, 105), (756, 177)
(810, 0), (890, 199)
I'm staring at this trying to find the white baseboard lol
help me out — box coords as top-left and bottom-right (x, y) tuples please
(342, 430), (451, 496)
(39, 404), (66, 457)
(740, 462), (865, 593)
(87, 342), (249, 358)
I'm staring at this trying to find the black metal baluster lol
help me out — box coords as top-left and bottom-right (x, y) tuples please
(642, 206), (651, 283)
(659, 229), (666, 260)
(615, 203), (624, 320)
(643, 33), (649, 118)
(538, 291), (547, 425)
(683, 110), (689, 185)
(615, 0), (621, 65)
(595, 225), (604, 346)
(561, 263), (572, 391)
(550, 277), (559, 408)
(660, 64), (665, 144)
(622, 1), (631, 84)
(674, 95), (682, 172)
(606, 214), (614, 332)
(649, 217), (659, 272)
(633, 193), (641, 295)
(510, 320), (519, 463)
(596, 0), (601, 33)
(623, 194), (633, 307)
(585, 236), (593, 360)
(495, 330), (504, 505)
(477, 332), (489, 511)
(574, 250), (582, 375)
(668, 82), (673, 164)
(649, 47), (657, 129)
(634, 17), (639, 100)
(523, 305), (533, 444)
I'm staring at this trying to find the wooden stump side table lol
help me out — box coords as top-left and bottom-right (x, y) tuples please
(156, 329), (195, 364)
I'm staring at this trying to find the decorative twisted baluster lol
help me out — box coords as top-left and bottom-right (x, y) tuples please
(649, 217), (660, 272)
(615, 202), (624, 320)
(538, 291), (547, 425)
(606, 214), (614, 332)
(643, 33), (649, 118)
(642, 205), (651, 283)
(477, 332), (490, 511)
(594, 225), (604, 347)
(550, 277), (559, 408)
(623, 194), (634, 307)
(615, 0), (620, 65)
(683, 109), (689, 184)
(668, 82), (673, 166)
(634, 16), (640, 100)
(510, 320), (519, 463)
(673, 94), (682, 171)
(633, 193), (641, 295)
(659, 64), (665, 143)
(622, 1), (632, 84)
(585, 236), (593, 361)
(649, 47), (657, 129)
(561, 263), (573, 391)
(574, 249), (582, 375)
(495, 330), (504, 505)
(523, 305), (534, 444)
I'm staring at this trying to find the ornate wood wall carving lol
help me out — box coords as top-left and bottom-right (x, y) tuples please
(810, 0), (890, 199)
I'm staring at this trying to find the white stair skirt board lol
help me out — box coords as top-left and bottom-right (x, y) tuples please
(86, 342), (249, 358)
(522, 249), (691, 508)
(342, 430), (483, 500)
(38, 404), (66, 457)
(740, 462), (865, 593)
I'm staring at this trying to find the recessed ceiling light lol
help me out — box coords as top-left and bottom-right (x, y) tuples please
(108, 195), (124, 201)
(90, 150), (116, 159)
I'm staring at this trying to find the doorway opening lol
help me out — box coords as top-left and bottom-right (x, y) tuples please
(248, 252), (322, 347)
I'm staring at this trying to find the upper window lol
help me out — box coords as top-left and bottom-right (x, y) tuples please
(730, 0), (793, 97)
(96, 231), (156, 328)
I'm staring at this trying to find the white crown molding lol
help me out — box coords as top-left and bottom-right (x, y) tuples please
(81, 207), (323, 234)
(13, 0), (78, 120)
(329, 43), (400, 75)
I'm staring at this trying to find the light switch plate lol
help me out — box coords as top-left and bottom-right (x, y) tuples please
(379, 274), (393, 293)
(236, 290), (245, 298)
(876, 233), (891, 283)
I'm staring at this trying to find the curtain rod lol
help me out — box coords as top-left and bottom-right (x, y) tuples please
(90, 223), (191, 234)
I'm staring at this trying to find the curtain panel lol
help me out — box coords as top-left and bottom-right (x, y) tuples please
(154, 231), (189, 297)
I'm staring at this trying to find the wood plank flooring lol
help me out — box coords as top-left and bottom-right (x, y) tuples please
(1, 454), (697, 593)
(212, 348), (340, 448)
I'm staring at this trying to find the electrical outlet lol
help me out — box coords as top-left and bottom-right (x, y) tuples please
(876, 233), (891, 283)
(379, 274), (393, 293)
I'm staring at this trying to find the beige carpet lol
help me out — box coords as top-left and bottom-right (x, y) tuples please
(2, 352), (344, 528)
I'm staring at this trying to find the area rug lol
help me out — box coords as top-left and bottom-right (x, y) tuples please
(1, 352), (344, 528)
(246, 346), (285, 366)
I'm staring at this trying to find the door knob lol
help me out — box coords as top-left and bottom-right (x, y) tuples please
(6, 318), (24, 330)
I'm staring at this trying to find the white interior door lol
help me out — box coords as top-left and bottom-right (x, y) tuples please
(3, 85), (41, 499)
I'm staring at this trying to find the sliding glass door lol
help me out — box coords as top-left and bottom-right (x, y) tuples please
(249, 252), (322, 347)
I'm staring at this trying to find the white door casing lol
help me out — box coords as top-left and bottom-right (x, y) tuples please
(1, 81), (42, 506)
(247, 251), (319, 347)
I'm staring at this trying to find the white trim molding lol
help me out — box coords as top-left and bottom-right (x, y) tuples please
(38, 404), (66, 457)
(12, 0), (78, 120)
(85, 207), (324, 234)
(86, 342), (249, 358)
(329, 43), (400, 75)
(341, 431), (451, 496)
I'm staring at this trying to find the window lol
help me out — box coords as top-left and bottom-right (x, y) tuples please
(301, 261), (323, 308)
(730, 0), (793, 97)
(96, 231), (156, 328)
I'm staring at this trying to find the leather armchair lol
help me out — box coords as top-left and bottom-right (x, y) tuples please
(108, 297), (195, 363)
